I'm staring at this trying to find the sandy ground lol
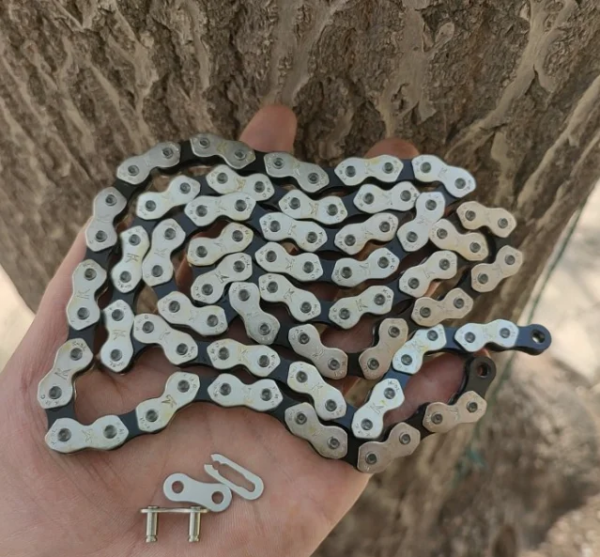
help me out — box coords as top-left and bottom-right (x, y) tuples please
(531, 182), (600, 387)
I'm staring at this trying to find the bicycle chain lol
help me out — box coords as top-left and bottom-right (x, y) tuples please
(37, 133), (551, 473)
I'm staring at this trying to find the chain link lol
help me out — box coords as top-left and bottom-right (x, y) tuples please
(36, 133), (552, 473)
(136, 371), (201, 432)
(136, 176), (202, 219)
(188, 223), (254, 266)
(205, 165), (275, 200)
(288, 324), (348, 380)
(111, 227), (150, 293)
(100, 300), (135, 372)
(85, 188), (127, 252)
(66, 260), (107, 330)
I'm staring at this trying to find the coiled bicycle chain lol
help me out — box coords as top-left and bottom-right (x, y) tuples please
(37, 133), (551, 473)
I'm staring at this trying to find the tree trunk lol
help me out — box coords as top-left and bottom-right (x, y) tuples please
(1, 1), (599, 555)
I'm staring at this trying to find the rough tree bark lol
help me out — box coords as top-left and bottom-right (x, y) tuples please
(0, 1), (599, 556)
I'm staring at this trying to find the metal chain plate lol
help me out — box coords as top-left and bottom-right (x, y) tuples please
(37, 134), (552, 473)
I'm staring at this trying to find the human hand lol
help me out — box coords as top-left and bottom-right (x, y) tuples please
(0, 105), (463, 557)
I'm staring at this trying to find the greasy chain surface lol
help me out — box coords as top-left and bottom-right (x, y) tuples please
(37, 133), (551, 473)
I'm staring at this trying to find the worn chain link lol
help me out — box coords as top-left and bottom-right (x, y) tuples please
(37, 133), (551, 473)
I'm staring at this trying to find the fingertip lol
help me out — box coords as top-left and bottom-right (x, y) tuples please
(366, 137), (419, 159)
(38, 229), (87, 318)
(5, 229), (87, 383)
(260, 103), (297, 123)
(240, 105), (297, 152)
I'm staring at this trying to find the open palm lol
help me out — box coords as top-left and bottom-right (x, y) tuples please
(0, 106), (463, 557)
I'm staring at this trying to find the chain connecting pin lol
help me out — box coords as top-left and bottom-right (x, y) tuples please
(140, 506), (209, 543)
(188, 507), (204, 542)
(141, 506), (159, 543)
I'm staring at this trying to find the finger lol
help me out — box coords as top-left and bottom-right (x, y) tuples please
(364, 137), (419, 159)
(5, 229), (87, 386)
(391, 353), (464, 422)
(176, 105), (298, 293)
(239, 104), (297, 151)
(38, 229), (87, 321)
